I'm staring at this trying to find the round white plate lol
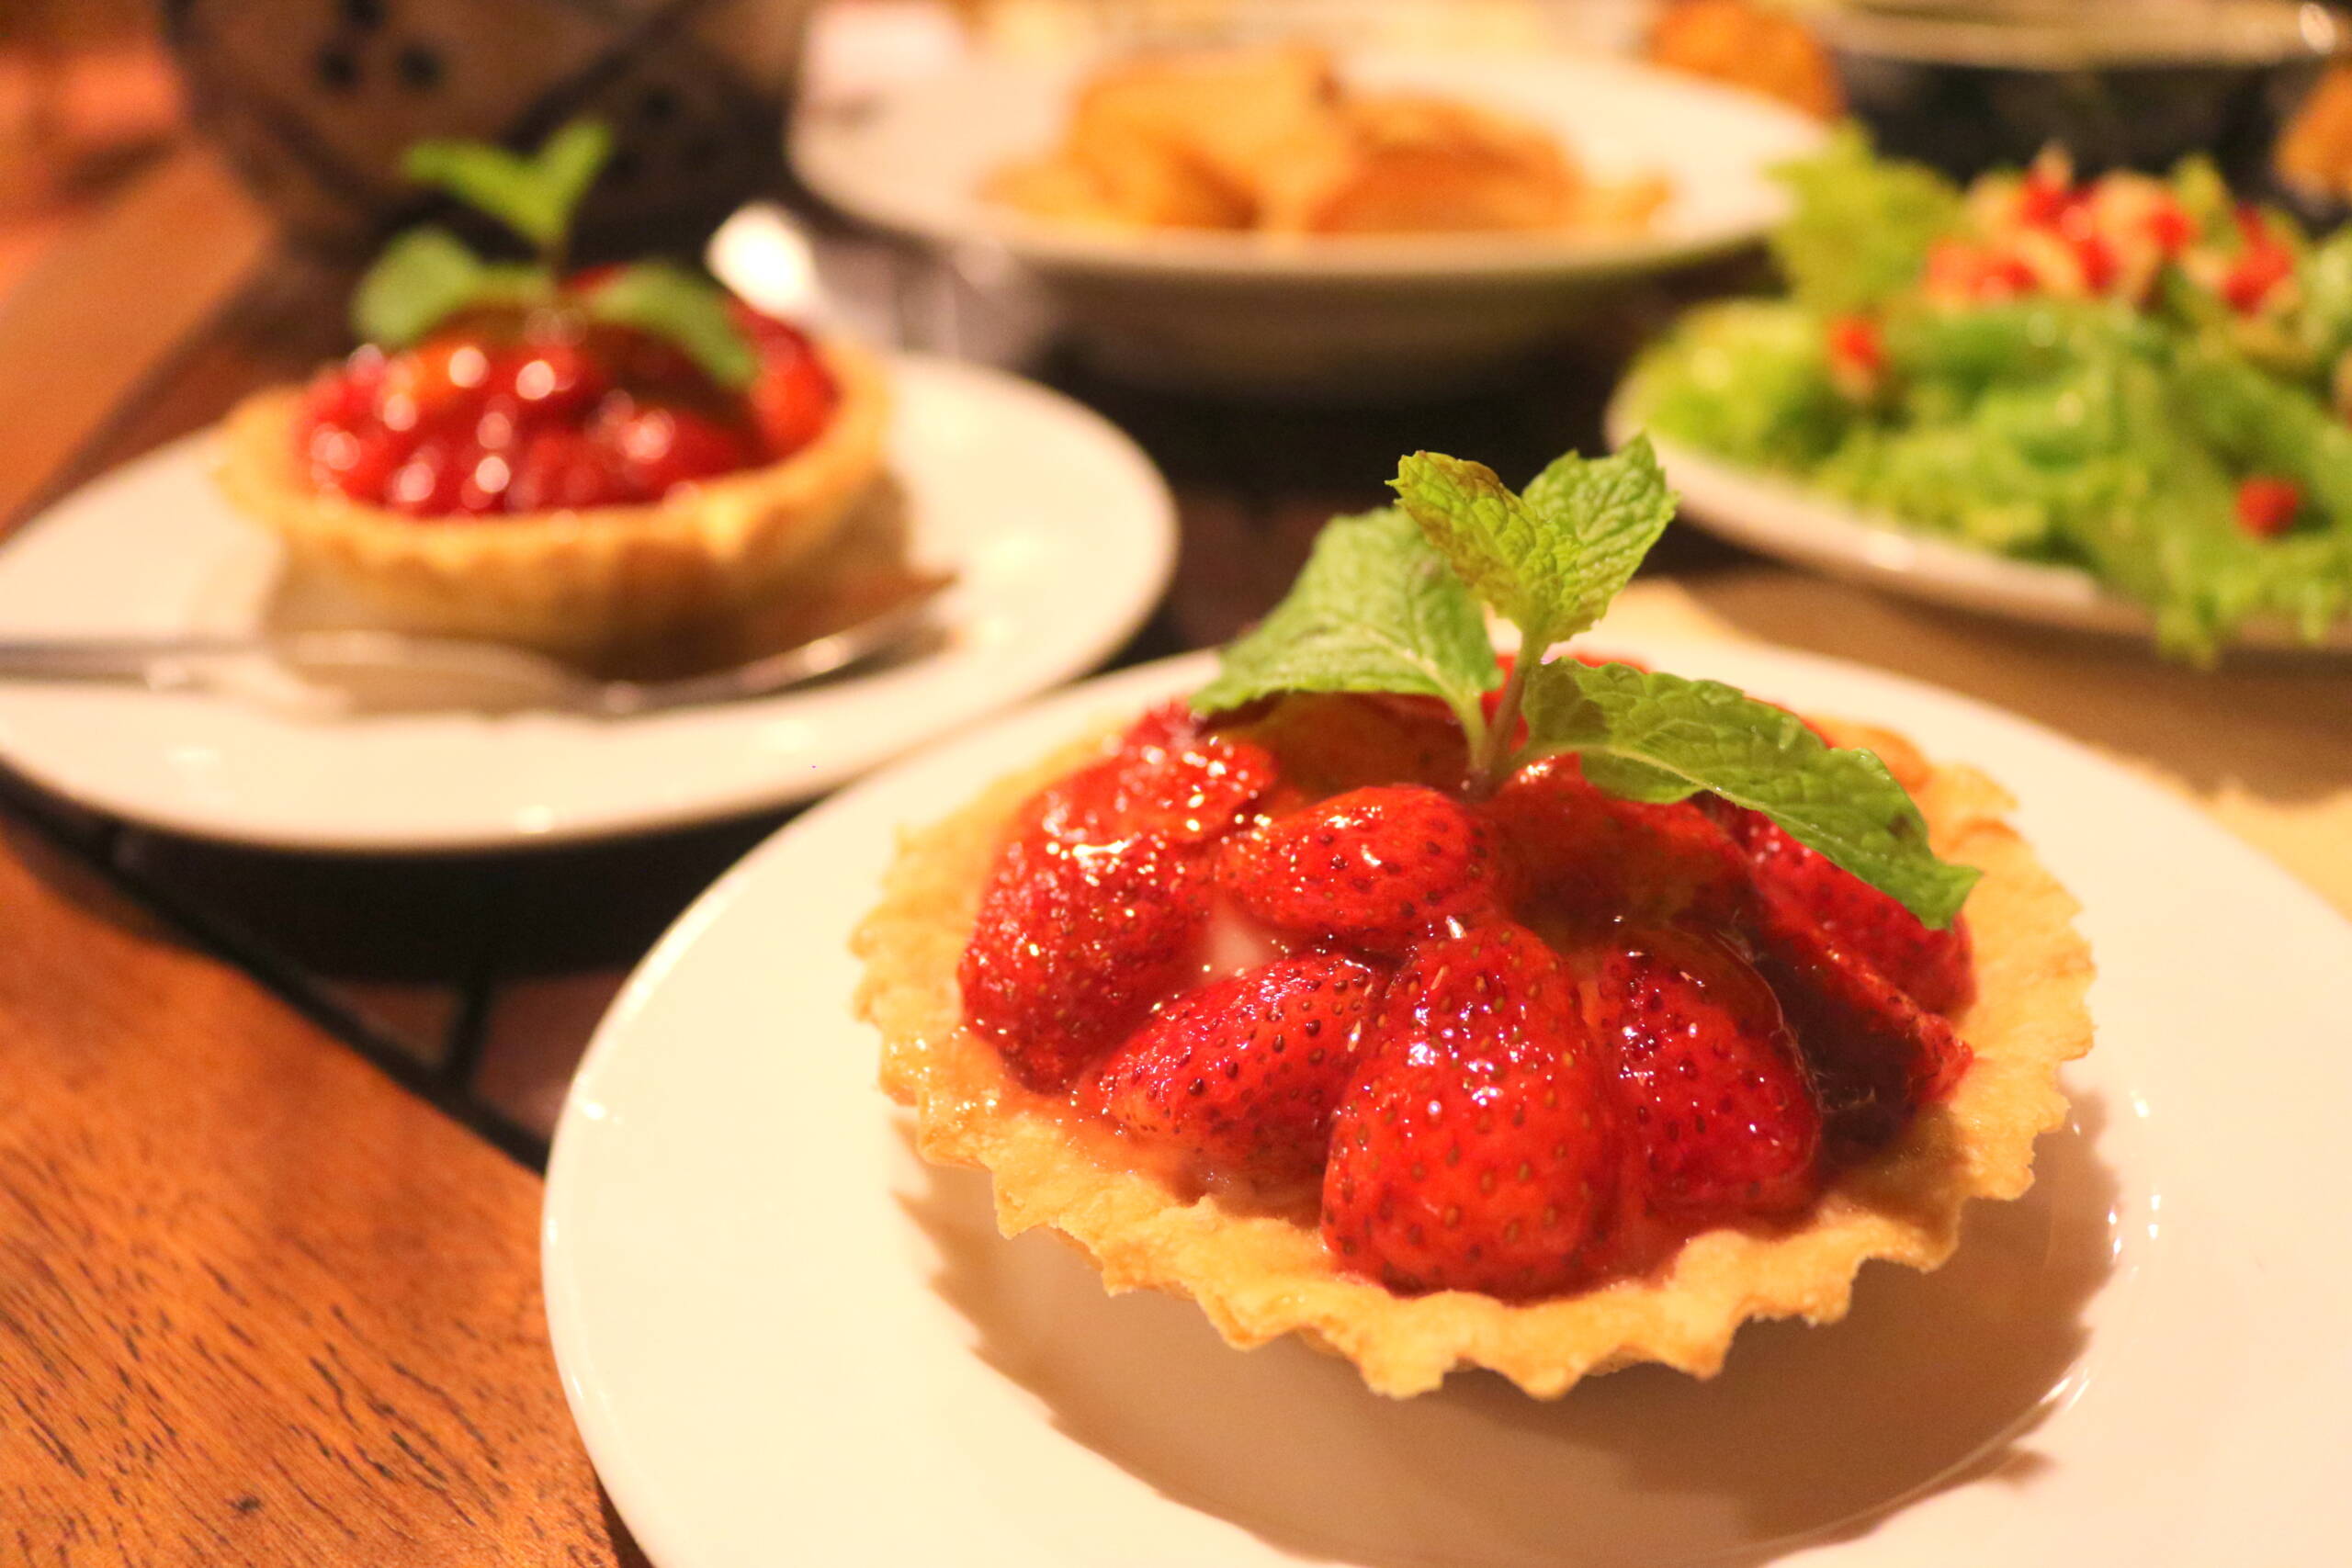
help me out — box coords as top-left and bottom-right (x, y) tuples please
(0, 355), (1173, 852)
(545, 642), (2352, 1568)
(794, 54), (1823, 393)
(1620, 412), (2352, 655)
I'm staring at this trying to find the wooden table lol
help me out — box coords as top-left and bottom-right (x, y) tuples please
(7, 140), (2349, 1564)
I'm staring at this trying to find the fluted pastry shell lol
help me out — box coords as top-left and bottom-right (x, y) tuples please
(211, 338), (888, 656)
(852, 712), (2095, 1399)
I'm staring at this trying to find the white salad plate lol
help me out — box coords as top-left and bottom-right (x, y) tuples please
(793, 53), (1824, 394)
(1623, 418), (2352, 656)
(0, 355), (1173, 852)
(544, 641), (2352, 1568)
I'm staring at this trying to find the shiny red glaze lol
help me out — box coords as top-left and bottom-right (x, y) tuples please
(506, 429), (628, 513)
(1713, 806), (1976, 1018)
(959, 688), (1984, 1300)
(734, 302), (838, 459)
(596, 398), (758, 494)
(1322, 922), (1622, 1298)
(958, 831), (1210, 1093)
(1090, 953), (1386, 1182)
(288, 284), (839, 519)
(382, 436), (471, 517)
(1217, 784), (1516, 954)
(1589, 927), (1823, 1222)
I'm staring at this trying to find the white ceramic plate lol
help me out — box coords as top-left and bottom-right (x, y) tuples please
(794, 53), (1824, 392)
(544, 641), (2352, 1568)
(1619, 412), (2352, 655)
(0, 355), (1173, 852)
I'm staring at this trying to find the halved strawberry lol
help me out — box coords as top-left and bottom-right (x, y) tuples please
(1587, 928), (1822, 1222)
(958, 831), (1208, 1091)
(1042, 702), (1277, 849)
(1090, 953), (1385, 1181)
(1713, 807), (1974, 1016)
(1481, 757), (1750, 927)
(1218, 784), (1514, 954)
(1322, 923), (1621, 1298)
(1224, 693), (1472, 807)
(1743, 889), (1972, 1152)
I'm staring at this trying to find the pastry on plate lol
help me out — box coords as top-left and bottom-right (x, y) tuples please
(988, 43), (1669, 237)
(856, 438), (2092, 1397)
(213, 120), (887, 657)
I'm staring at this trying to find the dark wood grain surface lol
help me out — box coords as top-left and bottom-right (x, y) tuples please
(0, 821), (641, 1564)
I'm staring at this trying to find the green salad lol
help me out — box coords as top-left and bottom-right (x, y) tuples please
(1622, 129), (2352, 661)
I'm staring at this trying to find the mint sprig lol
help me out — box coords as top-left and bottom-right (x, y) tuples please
(404, 119), (615, 260)
(1193, 509), (1498, 737)
(350, 119), (759, 389)
(1393, 440), (1676, 782)
(1193, 436), (1980, 929)
(1392, 440), (1675, 652)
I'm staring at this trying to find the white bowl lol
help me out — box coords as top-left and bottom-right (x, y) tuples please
(792, 51), (1826, 396)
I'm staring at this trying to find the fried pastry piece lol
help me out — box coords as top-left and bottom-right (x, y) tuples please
(987, 41), (1670, 237)
(1257, 94), (1580, 233)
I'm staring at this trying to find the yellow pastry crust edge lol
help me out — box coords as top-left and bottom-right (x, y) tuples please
(851, 716), (2095, 1399)
(210, 338), (889, 654)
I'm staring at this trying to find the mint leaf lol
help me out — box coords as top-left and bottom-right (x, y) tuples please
(583, 262), (760, 389)
(349, 228), (552, 347)
(352, 227), (483, 347)
(1522, 659), (1980, 927)
(1193, 508), (1498, 737)
(404, 119), (613, 254)
(1390, 440), (1675, 651)
(1520, 436), (1677, 640)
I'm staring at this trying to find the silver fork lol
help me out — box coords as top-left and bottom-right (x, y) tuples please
(0, 583), (951, 717)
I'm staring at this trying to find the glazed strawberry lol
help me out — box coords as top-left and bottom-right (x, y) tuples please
(1105, 704), (1280, 845)
(596, 398), (759, 493)
(1091, 953), (1385, 1181)
(1322, 923), (1621, 1297)
(1225, 694), (1471, 807)
(1483, 757), (1749, 926)
(507, 428), (628, 513)
(289, 296), (837, 520)
(506, 337), (609, 420)
(1715, 807), (1974, 1016)
(1744, 891), (1971, 1151)
(1587, 928), (1822, 1221)
(735, 305), (838, 458)
(959, 831), (1208, 1091)
(1218, 784), (1512, 953)
(1030, 702), (1277, 852)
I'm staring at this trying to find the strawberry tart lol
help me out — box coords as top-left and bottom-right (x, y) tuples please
(213, 120), (887, 656)
(855, 442), (2092, 1397)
